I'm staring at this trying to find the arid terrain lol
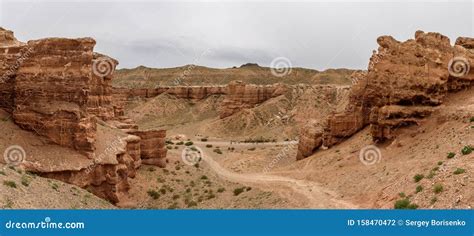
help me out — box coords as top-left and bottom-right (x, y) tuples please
(0, 27), (473, 210)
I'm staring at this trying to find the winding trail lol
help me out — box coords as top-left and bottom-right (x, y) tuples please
(195, 142), (357, 209)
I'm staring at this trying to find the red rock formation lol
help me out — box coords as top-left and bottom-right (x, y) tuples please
(219, 81), (288, 118)
(0, 28), (168, 204)
(129, 129), (167, 168)
(297, 31), (474, 159)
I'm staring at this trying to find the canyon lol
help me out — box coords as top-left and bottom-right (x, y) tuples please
(1, 27), (473, 209)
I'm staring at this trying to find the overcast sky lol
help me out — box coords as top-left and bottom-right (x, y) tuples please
(0, 0), (472, 70)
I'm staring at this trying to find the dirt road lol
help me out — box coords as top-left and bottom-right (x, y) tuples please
(195, 143), (357, 209)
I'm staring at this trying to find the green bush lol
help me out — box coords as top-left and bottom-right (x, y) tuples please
(470, 117), (474, 122)
(413, 174), (424, 183)
(415, 185), (423, 193)
(3, 180), (16, 188)
(437, 161), (443, 165)
(185, 141), (194, 146)
(433, 184), (443, 194)
(233, 187), (245, 196)
(461, 146), (472, 155)
(176, 141), (184, 145)
(217, 187), (225, 193)
(200, 175), (208, 180)
(453, 168), (466, 175)
(447, 152), (456, 159)
(394, 199), (418, 209)
(147, 190), (160, 199)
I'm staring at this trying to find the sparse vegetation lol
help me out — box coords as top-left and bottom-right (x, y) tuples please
(217, 187), (226, 193)
(0, 170), (5, 176)
(51, 183), (59, 191)
(437, 161), (443, 165)
(447, 152), (456, 159)
(147, 190), (160, 199)
(431, 197), (438, 204)
(415, 185), (423, 193)
(233, 187), (245, 196)
(453, 168), (466, 175)
(213, 149), (223, 154)
(185, 141), (194, 146)
(394, 198), (418, 209)
(21, 175), (31, 187)
(398, 192), (406, 198)
(205, 144), (213, 148)
(176, 141), (184, 145)
(413, 174), (424, 183)
(3, 180), (17, 188)
(200, 175), (208, 180)
(433, 183), (443, 194)
(461, 146), (472, 155)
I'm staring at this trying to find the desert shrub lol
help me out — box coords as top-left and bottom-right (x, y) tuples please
(217, 187), (225, 193)
(233, 187), (245, 196)
(187, 201), (197, 207)
(51, 183), (59, 191)
(447, 152), (456, 159)
(413, 174), (424, 183)
(213, 149), (223, 154)
(190, 147), (198, 152)
(176, 141), (184, 145)
(248, 147), (256, 151)
(174, 146), (178, 149)
(415, 185), (423, 193)
(166, 146), (173, 150)
(148, 167), (156, 172)
(165, 140), (174, 145)
(147, 190), (160, 199)
(394, 199), (418, 209)
(200, 175), (208, 180)
(3, 180), (16, 188)
(201, 138), (208, 142)
(21, 176), (31, 187)
(206, 144), (213, 148)
(461, 146), (472, 155)
(453, 168), (466, 175)
(437, 161), (443, 165)
(426, 170), (436, 179)
(246, 187), (252, 191)
(172, 194), (180, 200)
(398, 192), (406, 198)
(470, 117), (474, 122)
(0, 170), (6, 176)
(159, 188), (167, 195)
(433, 184), (443, 194)
(431, 197), (437, 204)
(185, 141), (194, 146)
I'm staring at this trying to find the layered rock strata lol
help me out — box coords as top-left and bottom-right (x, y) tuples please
(0, 28), (168, 204)
(297, 31), (474, 159)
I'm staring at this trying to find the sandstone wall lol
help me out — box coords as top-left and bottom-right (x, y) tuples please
(0, 28), (168, 204)
(297, 31), (474, 159)
(129, 129), (167, 168)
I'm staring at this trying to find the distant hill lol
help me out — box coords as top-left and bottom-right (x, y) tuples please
(113, 64), (356, 88)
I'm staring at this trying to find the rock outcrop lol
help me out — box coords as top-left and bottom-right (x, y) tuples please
(112, 81), (288, 119)
(297, 31), (474, 159)
(220, 81), (288, 118)
(0, 28), (168, 204)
